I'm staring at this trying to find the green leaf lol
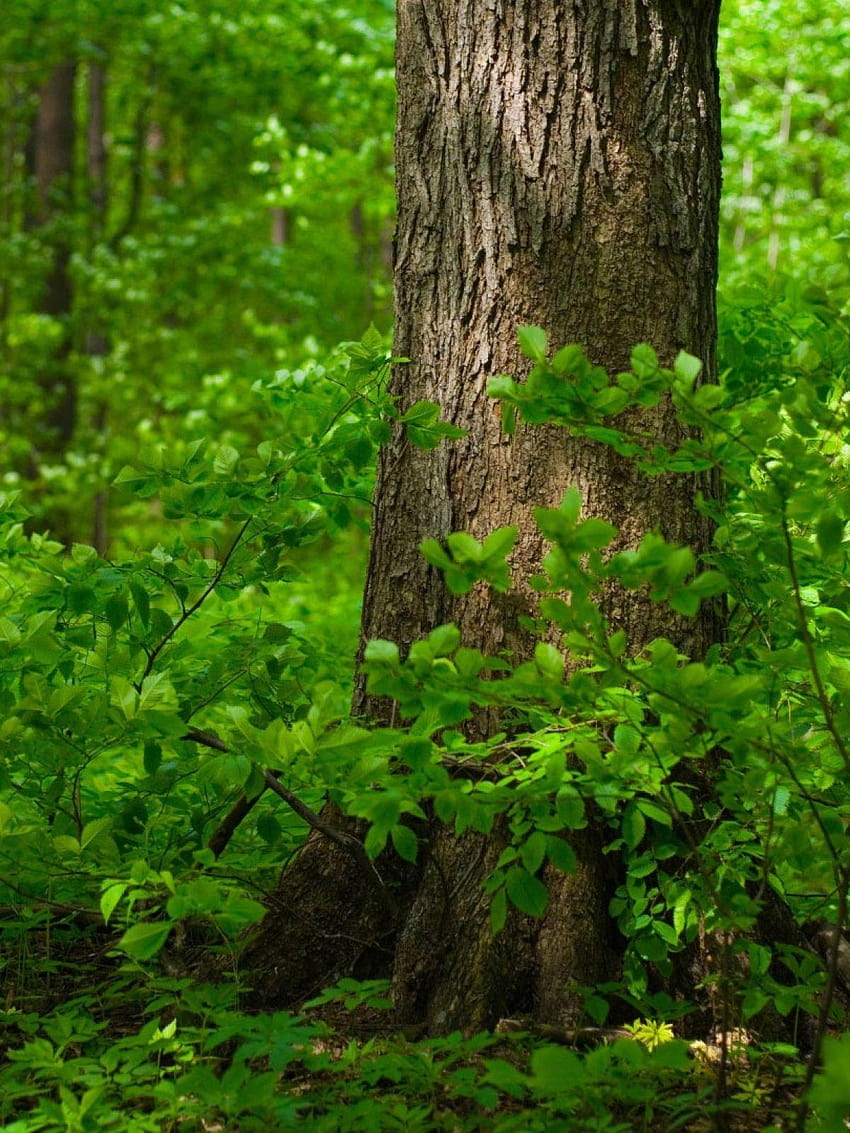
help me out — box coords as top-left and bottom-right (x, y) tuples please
(53, 834), (81, 857)
(636, 800), (672, 826)
(400, 400), (439, 425)
(213, 445), (240, 476)
(143, 741), (162, 776)
(105, 591), (128, 631)
(518, 325), (548, 362)
(654, 920), (681, 947)
(674, 351), (703, 384)
(257, 815), (282, 843)
(622, 803), (646, 850)
(263, 623), (294, 643)
(635, 932), (668, 962)
(672, 891), (692, 937)
(100, 883), (127, 925)
(402, 400), (466, 449)
(138, 673), (178, 714)
(490, 887), (508, 934)
(481, 525), (518, 561)
(551, 344), (585, 374)
(808, 1034), (850, 1124)
(772, 787), (790, 816)
(390, 824), (419, 862)
(584, 994), (610, 1025)
(501, 401), (518, 435)
(364, 824), (389, 859)
(80, 817), (112, 851)
(631, 344), (659, 379)
(520, 831), (547, 873)
(535, 642), (564, 679)
(505, 866), (549, 917)
(546, 836), (576, 873)
(559, 486), (582, 524)
(693, 384), (724, 411)
(118, 921), (174, 961)
(67, 584), (96, 615)
(816, 512), (845, 557)
(363, 639), (400, 665)
(129, 580), (150, 628)
(614, 725), (641, 756)
(571, 517), (618, 552)
(446, 532), (483, 562)
(530, 1045), (585, 1092)
(742, 989), (770, 1019)
(488, 374), (517, 400)
(428, 624), (461, 656)
(420, 539), (453, 570)
(556, 792), (586, 829)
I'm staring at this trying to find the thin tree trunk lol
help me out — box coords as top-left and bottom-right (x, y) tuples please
(0, 70), (19, 333)
(270, 205), (290, 246)
(86, 60), (110, 554)
(27, 62), (77, 463)
(109, 79), (151, 250)
(87, 62), (107, 223)
(349, 201), (372, 318)
(243, 1), (724, 1031)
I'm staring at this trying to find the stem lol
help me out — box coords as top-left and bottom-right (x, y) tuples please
(781, 517), (850, 774)
(137, 517), (251, 689)
(794, 870), (850, 1133)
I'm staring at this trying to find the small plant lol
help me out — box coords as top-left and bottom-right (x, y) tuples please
(623, 1019), (676, 1052)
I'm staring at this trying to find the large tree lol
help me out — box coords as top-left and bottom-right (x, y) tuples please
(243, 0), (726, 1030)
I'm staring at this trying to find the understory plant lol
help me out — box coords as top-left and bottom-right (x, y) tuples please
(2, 281), (850, 1130)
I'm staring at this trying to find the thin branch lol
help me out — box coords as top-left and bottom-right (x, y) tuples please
(781, 516), (850, 774)
(137, 517), (252, 688)
(181, 727), (394, 914)
(207, 788), (266, 859)
(794, 871), (850, 1133)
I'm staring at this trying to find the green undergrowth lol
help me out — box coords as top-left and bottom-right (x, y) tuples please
(0, 976), (812, 1133)
(2, 276), (850, 1130)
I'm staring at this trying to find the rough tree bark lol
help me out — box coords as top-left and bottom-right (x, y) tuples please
(242, 0), (725, 1030)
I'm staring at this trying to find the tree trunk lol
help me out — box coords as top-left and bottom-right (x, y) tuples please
(27, 62), (77, 461)
(242, 0), (724, 1031)
(270, 205), (291, 247)
(86, 60), (110, 555)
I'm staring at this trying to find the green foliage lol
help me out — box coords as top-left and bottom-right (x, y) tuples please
(720, 0), (850, 284)
(622, 1018), (676, 1052)
(2, 1), (850, 1129)
(0, 0), (395, 543)
(0, 986), (787, 1131)
(420, 527), (517, 594)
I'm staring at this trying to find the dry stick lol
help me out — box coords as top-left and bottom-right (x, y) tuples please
(182, 727), (395, 915)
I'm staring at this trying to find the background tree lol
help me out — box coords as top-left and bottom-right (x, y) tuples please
(25, 62), (77, 472)
(0, 0), (395, 548)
